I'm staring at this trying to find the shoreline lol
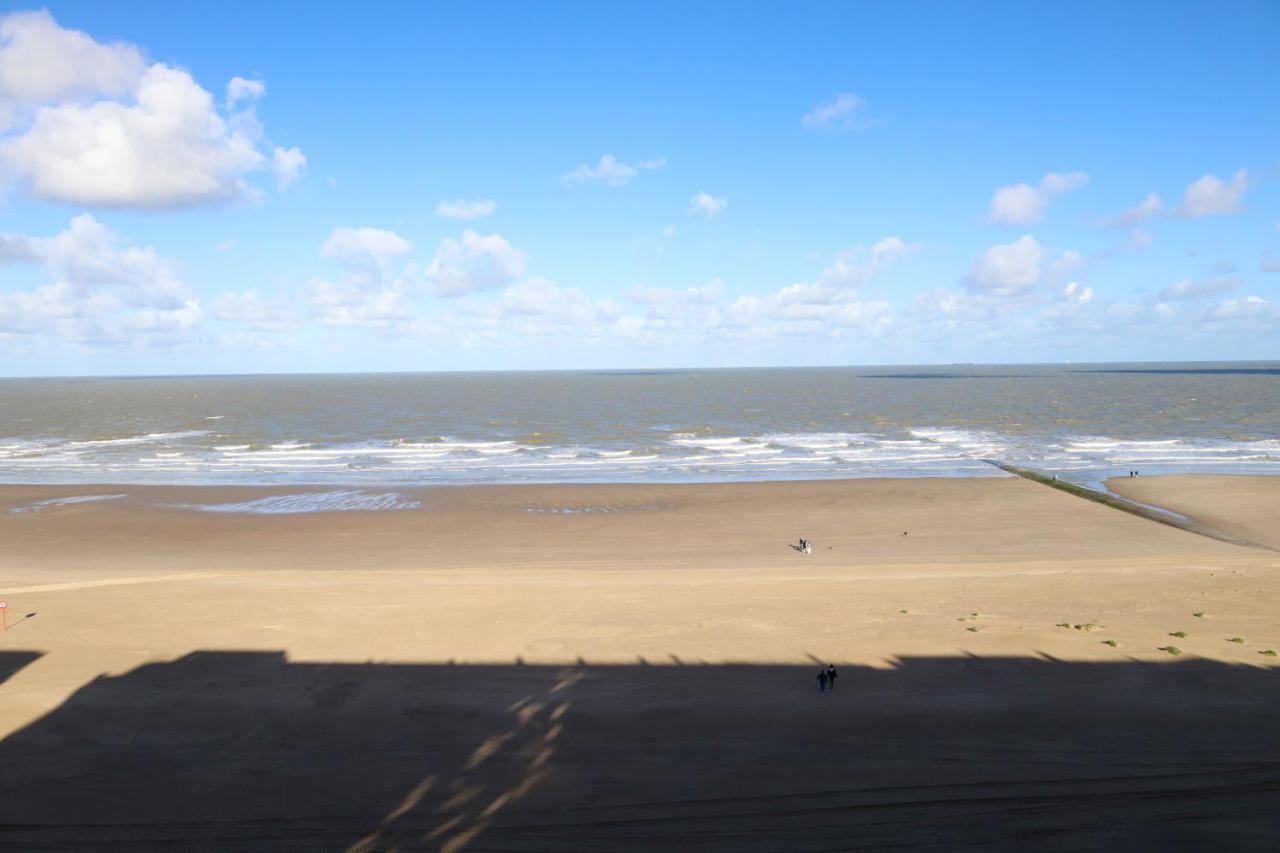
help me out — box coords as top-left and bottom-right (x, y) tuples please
(0, 475), (1261, 582)
(2, 469), (1275, 494)
(4, 472), (1276, 533)
(0, 464), (1275, 490)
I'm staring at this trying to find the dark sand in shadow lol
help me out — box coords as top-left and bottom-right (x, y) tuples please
(1, 651), (1277, 851)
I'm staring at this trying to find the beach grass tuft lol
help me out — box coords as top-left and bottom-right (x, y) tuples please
(966, 626), (982, 632)
(1157, 645), (1183, 656)
(1193, 611), (1205, 618)
(1260, 650), (1277, 657)
(1227, 637), (1245, 644)
(1169, 631), (1187, 638)
(1101, 639), (1119, 647)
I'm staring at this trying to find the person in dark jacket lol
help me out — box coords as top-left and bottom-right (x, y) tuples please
(827, 664), (838, 690)
(817, 668), (828, 693)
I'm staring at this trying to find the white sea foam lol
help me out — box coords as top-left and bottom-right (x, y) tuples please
(63, 430), (211, 449)
(184, 490), (421, 514)
(9, 494), (127, 514)
(2, 419), (1275, 487)
(668, 436), (753, 449)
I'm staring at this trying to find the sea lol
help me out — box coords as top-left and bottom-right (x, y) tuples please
(1, 364), (1277, 494)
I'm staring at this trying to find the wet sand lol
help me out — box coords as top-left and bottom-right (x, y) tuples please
(1, 476), (1278, 850)
(1108, 474), (1280, 550)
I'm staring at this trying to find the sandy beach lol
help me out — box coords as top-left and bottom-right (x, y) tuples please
(2, 475), (1278, 850)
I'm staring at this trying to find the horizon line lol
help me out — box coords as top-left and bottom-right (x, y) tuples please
(3, 358), (1277, 382)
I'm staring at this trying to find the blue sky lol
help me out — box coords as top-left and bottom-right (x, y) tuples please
(0, 1), (1277, 375)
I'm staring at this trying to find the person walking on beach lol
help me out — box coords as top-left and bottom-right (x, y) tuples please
(817, 668), (828, 693)
(827, 664), (837, 691)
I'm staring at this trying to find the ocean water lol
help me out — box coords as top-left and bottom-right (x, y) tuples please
(0, 363), (1277, 488)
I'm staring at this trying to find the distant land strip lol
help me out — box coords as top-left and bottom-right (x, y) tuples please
(982, 460), (1275, 552)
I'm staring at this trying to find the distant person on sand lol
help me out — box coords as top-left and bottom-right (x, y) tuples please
(827, 664), (837, 690)
(817, 668), (828, 693)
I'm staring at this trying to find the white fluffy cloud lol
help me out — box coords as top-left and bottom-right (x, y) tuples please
(210, 289), (298, 332)
(226, 76), (265, 107)
(321, 227), (412, 273)
(688, 191), (728, 217)
(449, 236), (915, 349)
(271, 146), (306, 189)
(967, 234), (1044, 297)
(213, 227), (420, 334)
(0, 215), (199, 345)
(1062, 281), (1093, 304)
(988, 171), (1088, 225)
(487, 277), (622, 335)
(1186, 295), (1280, 335)
(435, 198), (498, 220)
(1150, 276), (1239, 302)
(801, 92), (873, 133)
(304, 227), (417, 328)
(816, 236), (919, 288)
(304, 277), (413, 329)
(1175, 169), (1248, 218)
(1104, 192), (1162, 227)
(632, 279), (725, 319)
(0, 10), (302, 208)
(667, 238), (914, 342)
(765, 283), (892, 333)
(0, 10), (143, 130)
(213, 228), (533, 335)
(562, 154), (665, 187)
(424, 230), (526, 297)
(206, 219), (1278, 356)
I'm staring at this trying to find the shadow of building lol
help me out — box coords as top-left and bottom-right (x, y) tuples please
(0, 650), (41, 688)
(0, 651), (1278, 851)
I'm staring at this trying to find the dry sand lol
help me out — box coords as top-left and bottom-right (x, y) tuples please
(1, 476), (1278, 850)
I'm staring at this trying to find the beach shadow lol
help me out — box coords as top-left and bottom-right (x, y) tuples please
(0, 650), (41, 688)
(0, 652), (1278, 850)
(1, 613), (37, 632)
